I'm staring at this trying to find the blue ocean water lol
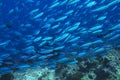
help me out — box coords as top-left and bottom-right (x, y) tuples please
(0, 0), (120, 74)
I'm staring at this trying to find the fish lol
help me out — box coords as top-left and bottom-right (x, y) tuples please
(67, 60), (78, 65)
(86, 1), (97, 7)
(67, 22), (80, 32)
(93, 47), (105, 53)
(49, 2), (60, 9)
(56, 16), (68, 21)
(92, 29), (103, 34)
(97, 16), (107, 21)
(109, 24), (120, 30)
(56, 57), (70, 63)
(0, 0), (119, 74)
(64, 10), (74, 15)
(54, 33), (70, 42)
(108, 34), (120, 41)
(92, 0), (120, 12)
(54, 46), (65, 51)
(89, 25), (103, 32)
(8, 9), (14, 14)
(97, 29), (113, 38)
(68, 36), (80, 43)
(42, 37), (53, 41)
(17, 64), (31, 69)
(33, 12), (44, 19)
(0, 40), (11, 48)
(22, 46), (36, 54)
(39, 49), (53, 54)
(29, 8), (39, 15)
(68, 0), (80, 5)
(77, 52), (87, 58)
(92, 39), (103, 44)
(33, 36), (42, 42)
(52, 24), (60, 29)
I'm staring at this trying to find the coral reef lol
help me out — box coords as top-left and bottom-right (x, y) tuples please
(13, 67), (55, 80)
(0, 49), (120, 80)
(55, 49), (120, 80)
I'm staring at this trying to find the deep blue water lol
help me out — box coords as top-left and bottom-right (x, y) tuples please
(0, 0), (120, 74)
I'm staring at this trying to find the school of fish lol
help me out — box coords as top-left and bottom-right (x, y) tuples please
(0, 0), (120, 74)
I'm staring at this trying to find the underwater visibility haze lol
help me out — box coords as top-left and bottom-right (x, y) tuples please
(0, 0), (120, 75)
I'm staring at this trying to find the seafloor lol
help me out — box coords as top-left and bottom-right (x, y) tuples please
(0, 49), (120, 80)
